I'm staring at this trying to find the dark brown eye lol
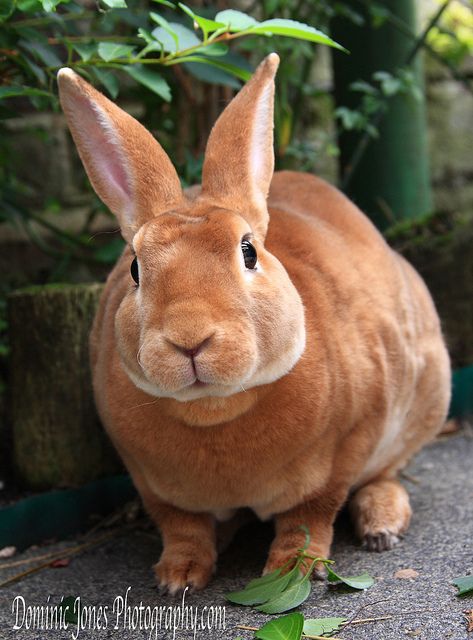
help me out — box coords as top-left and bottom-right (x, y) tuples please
(130, 257), (139, 285)
(241, 239), (257, 270)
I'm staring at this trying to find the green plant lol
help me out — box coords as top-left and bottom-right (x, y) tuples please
(226, 530), (373, 615)
(0, 0), (345, 279)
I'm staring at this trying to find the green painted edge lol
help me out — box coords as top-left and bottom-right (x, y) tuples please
(0, 475), (136, 550)
(450, 365), (473, 419)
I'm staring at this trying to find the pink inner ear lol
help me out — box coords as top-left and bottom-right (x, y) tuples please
(75, 93), (133, 206)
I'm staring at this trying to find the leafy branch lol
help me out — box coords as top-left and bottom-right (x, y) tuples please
(226, 531), (373, 615)
(1, 2), (344, 103)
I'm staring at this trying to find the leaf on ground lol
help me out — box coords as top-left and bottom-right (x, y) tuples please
(303, 617), (347, 636)
(50, 558), (70, 568)
(226, 566), (299, 606)
(463, 609), (473, 632)
(256, 574), (311, 614)
(394, 568), (419, 580)
(326, 567), (374, 590)
(454, 575), (473, 596)
(60, 596), (78, 624)
(255, 612), (304, 640)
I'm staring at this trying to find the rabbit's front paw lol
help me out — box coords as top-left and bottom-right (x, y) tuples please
(154, 548), (216, 595)
(263, 545), (328, 580)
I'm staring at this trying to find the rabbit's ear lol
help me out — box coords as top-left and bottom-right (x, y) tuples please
(200, 53), (279, 240)
(57, 68), (183, 243)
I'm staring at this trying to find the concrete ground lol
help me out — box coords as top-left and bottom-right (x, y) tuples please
(1, 428), (472, 640)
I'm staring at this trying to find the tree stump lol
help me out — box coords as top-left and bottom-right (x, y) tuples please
(8, 283), (120, 489)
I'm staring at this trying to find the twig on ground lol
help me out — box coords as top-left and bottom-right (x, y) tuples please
(0, 523), (142, 587)
(235, 625), (341, 640)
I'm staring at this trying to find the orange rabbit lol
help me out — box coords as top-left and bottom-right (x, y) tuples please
(58, 54), (450, 594)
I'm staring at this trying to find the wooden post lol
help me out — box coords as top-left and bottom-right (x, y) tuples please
(8, 283), (120, 489)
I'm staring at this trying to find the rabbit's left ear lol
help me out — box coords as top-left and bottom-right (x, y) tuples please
(57, 68), (183, 243)
(200, 53), (279, 241)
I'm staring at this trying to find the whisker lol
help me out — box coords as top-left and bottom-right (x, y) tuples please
(136, 343), (146, 370)
(128, 397), (161, 411)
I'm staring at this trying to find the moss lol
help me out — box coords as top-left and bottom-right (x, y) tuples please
(384, 209), (473, 256)
(12, 282), (102, 297)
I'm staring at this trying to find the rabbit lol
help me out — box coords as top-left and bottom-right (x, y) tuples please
(57, 53), (451, 594)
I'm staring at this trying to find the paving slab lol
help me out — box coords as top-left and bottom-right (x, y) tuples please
(1, 430), (472, 640)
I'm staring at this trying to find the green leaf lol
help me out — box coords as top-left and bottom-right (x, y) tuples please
(39, 0), (65, 11)
(151, 0), (175, 7)
(0, 0), (15, 22)
(60, 597), (78, 625)
(93, 237), (125, 264)
(249, 19), (346, 52)
(245, 567), (284, 590)
(215, 9), (258, 31)
(102, 0), (127, 7)
(137, 28), (154, 44)
(150, 11), (179, 51)
(193, 42), (228, 56)
(350, 80), (378, 95)
(326, 567), (374, 590)
(20, 39), (62, 67)
(123, 65), (171, 101)
(90, 67), (119, 99)
(453, 575), (473, 596)
(0, 86), (52, 99)
(255, 613), (304, 640)
(181, 56), (250, 82)
(97, 42), (134, 62)
(23, 56), (47, 85)
(184, 61), (240, 89)
(303, 617), (347, 636)
(257, 574), (311, 614)
(178, 3), (224, 37)
(16, 0), (40, 9)
(226, 566), (300, 606)
(152, 22), (200, 53)
(73, 43), (96, 62)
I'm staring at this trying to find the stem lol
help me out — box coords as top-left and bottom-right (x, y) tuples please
(9, 10), (96, 28)
(47, 35), (142, 45)
(46, 29), (251, 73)
(235, 626), (342, 640)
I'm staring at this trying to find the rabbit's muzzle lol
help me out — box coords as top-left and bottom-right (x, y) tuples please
(128, 314), (258, 400)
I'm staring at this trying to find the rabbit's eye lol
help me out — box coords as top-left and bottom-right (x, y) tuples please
(241, 239), (257, 270)
(130, 257), (139, 285)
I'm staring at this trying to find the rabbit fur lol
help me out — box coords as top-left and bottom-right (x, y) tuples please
(57, 53), (451, 593)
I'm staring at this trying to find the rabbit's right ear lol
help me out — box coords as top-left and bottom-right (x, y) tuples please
(57, 68), (183, 243)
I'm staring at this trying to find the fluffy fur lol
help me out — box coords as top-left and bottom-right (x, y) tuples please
(57, 54), (451, 594)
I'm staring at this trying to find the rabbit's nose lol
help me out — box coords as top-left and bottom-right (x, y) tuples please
(168, 335), (213, 359)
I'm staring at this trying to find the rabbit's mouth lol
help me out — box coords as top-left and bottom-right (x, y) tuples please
(192, 379), (209, 388)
